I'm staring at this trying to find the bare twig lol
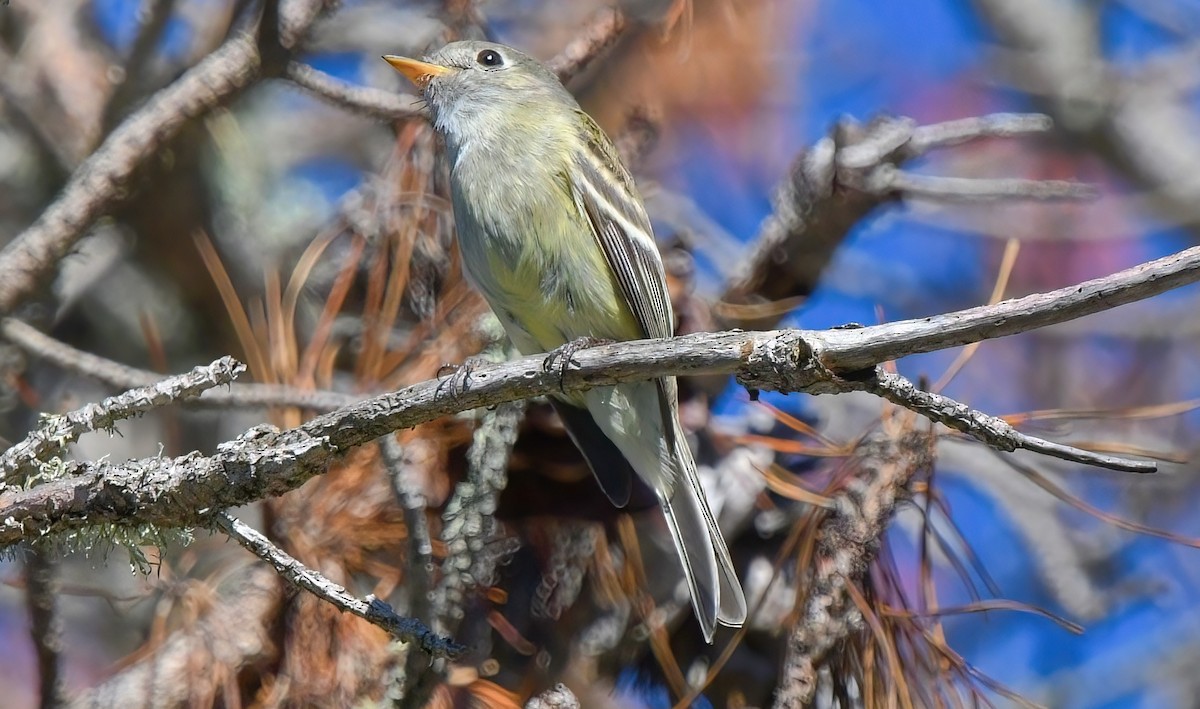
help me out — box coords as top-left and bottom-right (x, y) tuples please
(1, 318), (358, 411)
(25, 548), (66, 709)
(0, 356), (244, 486)
(723, 113), (1065, 324)
(1, 242), (1196, 546)
(907, 112), (1055, 152)
(868, 167), (1098, 202)
(548, 6), (630, 83)
(844, 368), (1153, 472)
(213, 512), (463, 659)
(285, 62), (423, 120)
(774, 432), (934, 708)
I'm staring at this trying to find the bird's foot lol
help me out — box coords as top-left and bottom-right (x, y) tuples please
(436, 355), (491, 399)
(543, 337), (613, 393)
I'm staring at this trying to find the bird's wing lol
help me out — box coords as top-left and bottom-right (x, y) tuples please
(566, 110), (680, 461)
(568, 110), (675, 342)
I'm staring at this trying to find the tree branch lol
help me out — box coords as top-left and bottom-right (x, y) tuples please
(0, 0), (327, 315)
(0, 241), (1194, 547)
(285, 62), (422, 120)
(213, 512), (463, 659)
(723, 113), (1068, 324)
(0, 356), (245, 488)
(845, 368), (1153, 472)
(435, 401), (524, 634)
(774, 432), (934, 708)
(547, 6), (629, 83)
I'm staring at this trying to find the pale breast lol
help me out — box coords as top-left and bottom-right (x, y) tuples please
(450, 159), (641, 352)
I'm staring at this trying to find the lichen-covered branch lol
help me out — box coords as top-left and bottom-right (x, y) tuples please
(0, 240), (1194, 547)
(774, 432), (935, 708)
(434, 401), (524, 635)
(213, 512), (463, 659)
(0, 356), (245, 487)
(842, 368), (1153, 472)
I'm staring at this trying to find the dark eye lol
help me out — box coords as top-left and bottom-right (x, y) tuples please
(477, 49), (504, 68)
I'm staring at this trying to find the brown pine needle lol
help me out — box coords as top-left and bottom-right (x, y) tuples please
(298, 233), (364, 384)
(761, 463), (837, 507)
(734, 434), (847, 457)
(616, 515), (687, 699)
(194, 230), (271, 382)
(1003, 397), (1200, 424)
(1005, 453), (1200, 547)
(711, 295), (806, 322)
(880, 599), (1084, 634)
(845, 578), (917, 709)
(754, 400), (845, 449)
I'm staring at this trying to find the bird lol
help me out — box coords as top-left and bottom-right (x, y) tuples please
(384, 41), (746, 642)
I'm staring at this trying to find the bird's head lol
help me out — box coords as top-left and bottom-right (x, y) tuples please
(384, 41), (573, 149)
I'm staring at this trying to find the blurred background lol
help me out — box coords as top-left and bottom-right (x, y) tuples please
(1, 0), (1199, 707)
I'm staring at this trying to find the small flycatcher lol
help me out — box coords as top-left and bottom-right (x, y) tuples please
(385, 41), (746, 642)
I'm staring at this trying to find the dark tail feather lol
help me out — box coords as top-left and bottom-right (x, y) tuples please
(550, 398), (635, 507)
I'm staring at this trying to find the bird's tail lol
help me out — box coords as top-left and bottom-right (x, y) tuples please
(661, 420), (748, 643)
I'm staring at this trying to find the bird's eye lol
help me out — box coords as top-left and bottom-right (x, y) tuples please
(477, 49), (504, 68)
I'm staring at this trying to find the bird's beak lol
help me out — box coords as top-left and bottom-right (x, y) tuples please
(382, 55), (454, 88)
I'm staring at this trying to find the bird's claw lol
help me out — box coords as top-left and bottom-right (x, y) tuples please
(543, 337), (612, 393)
(437, 356), (488, 399)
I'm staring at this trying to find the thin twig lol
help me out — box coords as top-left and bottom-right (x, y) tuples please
(25, 548), (66, 709)
(1, 318), (358, 411)
(0, 356), (246, 487)
(213, 512), (463, 659)
(869, 167), (1098, 202)
(548, 6), (630, 83)
(844, 368), (1153, 472)
(907, 112), (1054, 152)
(285, 62), (423, 120)
(723, 112), (1064, 324)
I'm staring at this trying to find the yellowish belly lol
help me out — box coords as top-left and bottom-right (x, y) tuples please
(477, 236), (642, 353)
